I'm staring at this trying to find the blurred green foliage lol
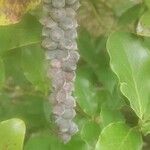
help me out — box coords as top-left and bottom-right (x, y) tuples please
(0, 0), (150, 150)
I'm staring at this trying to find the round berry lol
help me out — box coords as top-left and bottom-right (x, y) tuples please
(59, 17), (77, 30)
(52, 0), (65, 8)
(42, 38), (57, 50)
(69, 122), (78, 135)
(45, 49), (68, 60)
(66, 8), (76, 17)
(72, 1), (80, 11)
(59, 39), (77, 50)
(62, 109), (76, 119)
(50, 26), (64, 42)
(50, 8), (66, 21)
(43, 17), (57, 29)
(65, 29), (77, 39)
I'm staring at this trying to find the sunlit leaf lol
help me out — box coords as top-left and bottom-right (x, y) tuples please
(107, 32), (150, 123)
(0, 118), (26, 150)
(95, 122), (142, 150)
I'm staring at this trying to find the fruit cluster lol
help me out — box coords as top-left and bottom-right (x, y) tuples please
(40, 0), (80, 143)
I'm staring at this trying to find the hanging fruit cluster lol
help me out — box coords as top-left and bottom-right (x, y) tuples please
(40, 0), (80, 143)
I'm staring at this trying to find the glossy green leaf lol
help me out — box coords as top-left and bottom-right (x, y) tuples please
(100, 84), (125, 111)
(0, 58), (5, 88)
(21, 44), (48, 93)
(1, 15), (47, 92)
(78, 29), (117, 93)
(137, 11), (150, 37)
(100, 104), (125, 128)
(81, 121), (101, 147)
(107, 32), (150, 121)
(62, 135), (89, 150)
(97, 85), (125, 128)
(0, 15), (41, 54)
(95, 122), (142, 150)
(0, 118), (26, 150)
(75, 66), (102, 116)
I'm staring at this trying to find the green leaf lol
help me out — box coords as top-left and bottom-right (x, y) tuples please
(81, 121), (101, 147)
(21, 44), (48, 93)
(95, 122), (142, 150)
(24, 134), (88, 150)
(0, 15), (41, 54)
(61, 135), (89, 150)
(101, 85), (125, 110)
(107, 32), (150, 121)
(75, 65), (102, 116)
(100, 104), (125, 128)
(137, 11), (150, 37)
(118, 4), (142, 27)
(144, 0), (150, 9)
(24, 136), (59, 150)
(78, 29), (117, 93)
(0, 94), (49, 131)
(1, 15), (48, 92)
(0, 118), (26, 150)
(0, 58), (5, 88)
(3, 49), (27, 85)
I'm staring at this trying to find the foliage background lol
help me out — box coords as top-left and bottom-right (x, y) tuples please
(0, 0), (150, 149)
